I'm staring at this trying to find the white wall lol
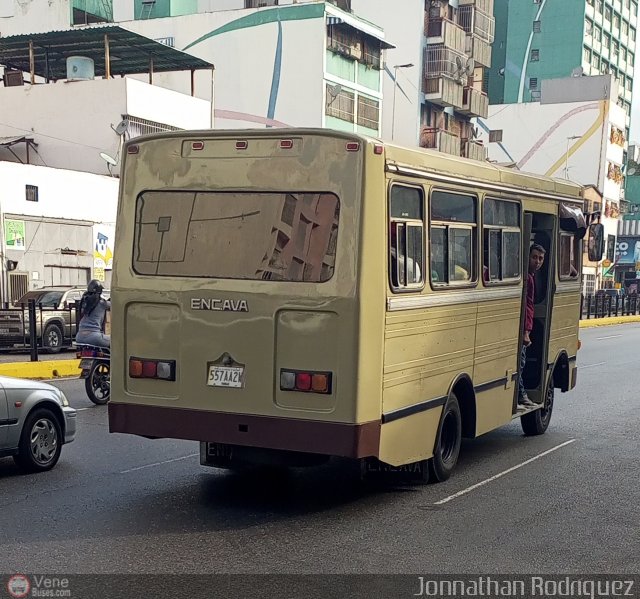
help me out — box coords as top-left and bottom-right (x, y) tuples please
(478, 100), (622, 197)
(351, 0), (423, 146)
(0, 0), (71, 34)
(0, 78), (210, 175)
(122, 6), (326, 129)
(0, 161), (118, 223)
(477, 98), (625, 249)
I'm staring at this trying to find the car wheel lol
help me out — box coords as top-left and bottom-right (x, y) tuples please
(43, 323), (64, 354)
(13, 408), (63, 473)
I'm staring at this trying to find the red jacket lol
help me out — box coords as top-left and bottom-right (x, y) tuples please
(525, 272), (535, 333)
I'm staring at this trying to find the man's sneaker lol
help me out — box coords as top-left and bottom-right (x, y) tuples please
(518, 394), (535, 407)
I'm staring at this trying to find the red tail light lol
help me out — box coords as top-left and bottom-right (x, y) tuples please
(129, 357), (176, 381)
(280, 369), (332, 394)
(127, 144), (139, 155)
(280, 139), (294, 149)
(346, 142), (360, 152)
(236, 140), (248, 150)
(192, 141), (204, 151)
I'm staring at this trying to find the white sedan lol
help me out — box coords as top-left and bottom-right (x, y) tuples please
(0, 377), (76, 472)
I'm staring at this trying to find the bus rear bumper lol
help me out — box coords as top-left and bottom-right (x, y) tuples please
(108, 403), (381, 459)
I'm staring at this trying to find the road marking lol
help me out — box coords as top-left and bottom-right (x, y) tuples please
(76, 407), (92, 411)
(596, 334), (622, 340)
(120, 453), (199, 474)
(434, 439), (577, 505)
(580, 361), (606, 369)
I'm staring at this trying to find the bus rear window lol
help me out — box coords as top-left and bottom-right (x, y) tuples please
(133, 191), (340, 282)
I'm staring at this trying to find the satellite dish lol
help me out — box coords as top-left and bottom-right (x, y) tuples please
(100, 152), (118, 166)
(112, 119), (129, 136)
(327, 83), (342, 97)
(465, 57), (475, 76)
(455, 55), (464, 71)
(629, 166), (638, 176)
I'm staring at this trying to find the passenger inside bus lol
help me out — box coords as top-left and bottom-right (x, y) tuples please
(390, 224), (422, 286)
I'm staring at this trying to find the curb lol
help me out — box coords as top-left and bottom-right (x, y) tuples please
(579, 315), (640, 328)
(0, 359), (80, 380)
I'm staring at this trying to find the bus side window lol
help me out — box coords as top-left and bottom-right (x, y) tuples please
(430, 190), (477, 286)
(389, 185), (424, 291)
(483, 198), (521, 285)
(559, 231), (580, 279)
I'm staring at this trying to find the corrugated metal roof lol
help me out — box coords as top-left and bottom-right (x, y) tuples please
(0, 136), (35, 147)
(0, 25), (214, 81)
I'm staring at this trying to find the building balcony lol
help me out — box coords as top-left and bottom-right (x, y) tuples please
(466, 35), (492, 68)
(420, 127), (461, 156)
(458, 5), (495, 44)
(462, 138), (487, 161)
(424, 76), (464, 108)
(458, 0), (494, 16)
(426, 17), (467, 54)
(459, 86), (488, 118)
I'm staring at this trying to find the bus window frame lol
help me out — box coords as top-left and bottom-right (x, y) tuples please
(482, 197), (523, 287)
(388, 182), (426, 293)
(429, 188), (478, 290)
(558, 229), (582, 281)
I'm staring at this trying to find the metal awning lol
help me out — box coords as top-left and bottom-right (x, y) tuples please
(0, 25), (214, 82)
(0, 136), (38, 164)
(325, 12), (395, 49)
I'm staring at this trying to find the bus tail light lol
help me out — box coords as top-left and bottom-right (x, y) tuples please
(127, 144), (139, 155)
(129, 357), (176, 381)
(280, 139), (294, 149)
(192, 141), (204, 151)
(236, 140), (248, 150)
(280, 369), (332, 394)
(346, 142), (360, 152)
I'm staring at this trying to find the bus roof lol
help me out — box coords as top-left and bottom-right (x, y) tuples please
(126, 128), (583, 203)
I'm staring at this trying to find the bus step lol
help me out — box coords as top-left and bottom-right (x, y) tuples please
(513, 403), (542, 418)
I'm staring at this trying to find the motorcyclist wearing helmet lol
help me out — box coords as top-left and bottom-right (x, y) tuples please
(76, 279), (111, 349)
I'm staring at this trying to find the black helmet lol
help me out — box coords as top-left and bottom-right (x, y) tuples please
(88, 279), (104, 294)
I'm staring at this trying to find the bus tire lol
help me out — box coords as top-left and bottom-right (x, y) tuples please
(521, 383), (554, 436)
(428, 393), (462, 483)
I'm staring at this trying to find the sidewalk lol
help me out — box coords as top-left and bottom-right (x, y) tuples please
(0, 349), (80, 379)
(579, 315), (640, 328)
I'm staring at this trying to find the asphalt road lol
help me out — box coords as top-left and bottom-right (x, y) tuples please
(0, 324), (638, 577)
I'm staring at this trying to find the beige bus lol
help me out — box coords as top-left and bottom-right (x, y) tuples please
(108, 129), (595, 483)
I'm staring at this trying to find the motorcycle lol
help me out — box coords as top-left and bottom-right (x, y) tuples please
(77, 344), (111, 405)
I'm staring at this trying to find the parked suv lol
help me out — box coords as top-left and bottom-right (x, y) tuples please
(0, 286), (86, 353)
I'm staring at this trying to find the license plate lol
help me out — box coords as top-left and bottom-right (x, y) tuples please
(207, 365), (244, 388)
(207, 443), (233, 458)
(79, 359), (93, 369)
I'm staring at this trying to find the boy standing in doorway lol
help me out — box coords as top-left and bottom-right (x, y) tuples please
(520, 244), (546, 406)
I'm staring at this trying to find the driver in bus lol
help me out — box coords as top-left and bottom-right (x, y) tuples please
(76, 280), (111, 349)
(519, 244), (546, 407)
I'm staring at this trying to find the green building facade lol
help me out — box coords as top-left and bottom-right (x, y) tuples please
(488, 0), (637, 134)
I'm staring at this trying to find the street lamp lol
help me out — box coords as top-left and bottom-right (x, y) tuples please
(564, 135), (581, 179)
(392, 63), (414, 141)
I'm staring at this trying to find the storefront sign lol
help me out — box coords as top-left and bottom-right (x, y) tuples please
(4, 219), (25, 251)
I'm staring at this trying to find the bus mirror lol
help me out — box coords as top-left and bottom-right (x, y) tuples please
(587, 223), (605, 262)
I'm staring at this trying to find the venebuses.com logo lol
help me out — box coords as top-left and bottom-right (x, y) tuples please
(6, 574), (30, 599)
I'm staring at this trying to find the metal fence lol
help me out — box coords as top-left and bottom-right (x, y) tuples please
(0, 299), (81, 361)
(581, 293), (640, 319)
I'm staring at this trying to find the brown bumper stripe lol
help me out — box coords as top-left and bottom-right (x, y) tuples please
(108, 403), (381, 459)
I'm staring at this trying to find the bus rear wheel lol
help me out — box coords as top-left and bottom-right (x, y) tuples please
(428, 392), (462, 483)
